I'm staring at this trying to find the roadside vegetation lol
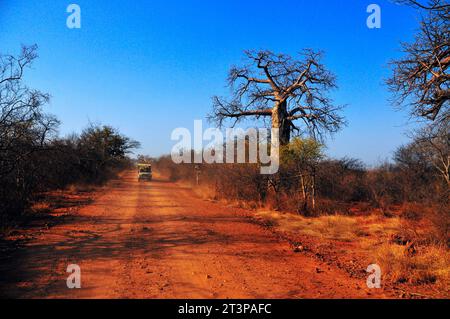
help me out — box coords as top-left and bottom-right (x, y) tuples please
(0, 45), (139, 231)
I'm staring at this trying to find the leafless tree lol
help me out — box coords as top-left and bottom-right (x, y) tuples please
(209, 50), (345, 146)
(388, 0), (449, 125)
(415, 121), (449, 186)
(0, 46), (142, 224)
(0, 45), (56, 178)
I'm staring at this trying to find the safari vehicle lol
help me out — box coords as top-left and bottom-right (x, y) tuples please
(137, 164), (152, 181)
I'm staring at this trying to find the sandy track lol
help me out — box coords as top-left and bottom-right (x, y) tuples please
(0, 171), (382, 298)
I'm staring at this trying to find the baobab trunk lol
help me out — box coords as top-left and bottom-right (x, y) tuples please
(272, 101), (290, 146)
(267, 101), (290, 209)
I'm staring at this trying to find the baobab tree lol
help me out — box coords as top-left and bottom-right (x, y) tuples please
(388, 0), (449, 125)
(209, 50), (345, 146)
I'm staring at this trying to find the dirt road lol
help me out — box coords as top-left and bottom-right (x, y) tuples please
(0, 171), (381, 298)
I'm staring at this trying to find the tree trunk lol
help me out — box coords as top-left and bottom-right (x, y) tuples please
(300, 174), (306, 201)
(272, 101), (290, 146)
(299, 174), (307, 213)
(267, 101), (290, 208)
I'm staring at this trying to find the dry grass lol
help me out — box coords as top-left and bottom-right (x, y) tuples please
(255, 209), (449, 289)
(255, 210), (376, 242)
(374, 243), (450, 286)
(191, 184), (262, 210)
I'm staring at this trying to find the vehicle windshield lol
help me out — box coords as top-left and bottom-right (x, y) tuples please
(139, 166), (151, 173)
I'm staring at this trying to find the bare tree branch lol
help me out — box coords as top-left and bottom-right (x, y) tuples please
(209, 49), (345, 144)
(388, 0), (449, 126)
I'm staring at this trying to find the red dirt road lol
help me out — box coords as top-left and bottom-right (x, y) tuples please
(0, 171), (384, 298)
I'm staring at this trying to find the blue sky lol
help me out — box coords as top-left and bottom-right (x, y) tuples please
(0, 0), (422, 164)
